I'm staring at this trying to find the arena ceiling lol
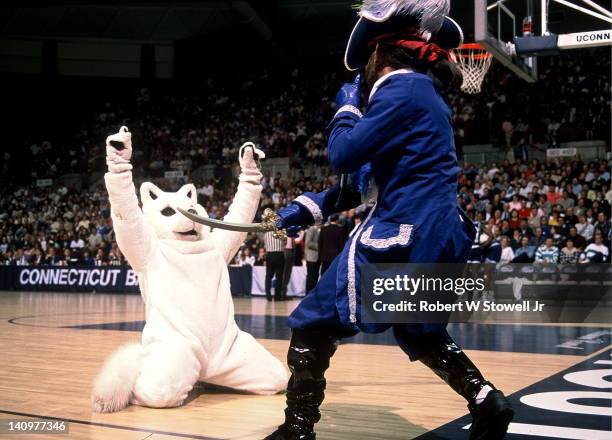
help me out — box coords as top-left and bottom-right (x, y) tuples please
(0, 1), (356, 44)
(0, 1), (607, 60)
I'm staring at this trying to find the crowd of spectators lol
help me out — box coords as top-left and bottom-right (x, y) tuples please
(0, 168), (343, 267)
(0, 183), (122, 266)
(3, 49), (609, 185)
(2, 155), (608, 268)
(459, 158), (611, 264)
(450, 48), (611, 151)
(1, 173), (609, 270)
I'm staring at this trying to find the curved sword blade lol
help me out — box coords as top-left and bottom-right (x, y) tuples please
(177, 207), (274, 233)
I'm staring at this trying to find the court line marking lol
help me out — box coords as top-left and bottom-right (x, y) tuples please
(8, 313), (612, 357)
(0, 409), (223, 440)
(461, 422), (611, 439)
(7, 311), (131, 328)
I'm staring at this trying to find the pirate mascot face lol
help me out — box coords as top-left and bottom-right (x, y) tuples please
(264, 2), (514, 440)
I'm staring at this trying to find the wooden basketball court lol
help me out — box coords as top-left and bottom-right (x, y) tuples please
(0, 291), (610, 440)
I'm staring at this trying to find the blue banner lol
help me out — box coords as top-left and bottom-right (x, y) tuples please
(0, 265), (252, 296)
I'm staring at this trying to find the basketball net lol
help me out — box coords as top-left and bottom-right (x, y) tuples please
(455, 43), (493, 94)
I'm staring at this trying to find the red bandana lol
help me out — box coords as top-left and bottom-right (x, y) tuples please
(369, 31), (451, 64)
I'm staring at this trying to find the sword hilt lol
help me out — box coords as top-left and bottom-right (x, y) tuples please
(261, 208), (287, 241)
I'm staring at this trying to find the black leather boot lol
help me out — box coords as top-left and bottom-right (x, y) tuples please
(418, 332), (513, 440)
(264, 328), (338, 440)
(468, 389), (514, 440)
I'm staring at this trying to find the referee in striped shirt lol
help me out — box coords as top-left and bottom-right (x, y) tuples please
(264, 231), (287, 301)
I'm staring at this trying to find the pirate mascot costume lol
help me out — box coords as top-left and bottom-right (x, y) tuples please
(262, 1), (514, 439)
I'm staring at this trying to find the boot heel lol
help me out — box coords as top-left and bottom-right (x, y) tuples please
(469, 390), (514, 440)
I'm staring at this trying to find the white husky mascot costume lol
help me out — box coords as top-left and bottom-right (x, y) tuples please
(92, 126), (288, 413)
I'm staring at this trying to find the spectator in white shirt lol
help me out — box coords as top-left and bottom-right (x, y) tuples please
(575, 215), (594, 241)
(487, 163), (500, 179)
(238, 248), (256, 266)
(87, 227), (102, 250)
(499, 236), (515, 264)
(197, 180), (214, 199)
(581, 232), (609, 263)
(519, 183), (531, 198)
(69, 233), (85, 249)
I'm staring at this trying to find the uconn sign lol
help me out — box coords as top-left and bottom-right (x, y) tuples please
(576, 31), (611, 43)
(559, 30), (612, 50)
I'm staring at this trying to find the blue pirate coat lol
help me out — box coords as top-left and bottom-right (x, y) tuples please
(290, 70), (476, 334)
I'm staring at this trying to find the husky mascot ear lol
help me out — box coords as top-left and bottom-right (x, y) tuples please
(177, 184), (198, 205)
(139, 182), (209, 242)
(140, 182), (164, 205)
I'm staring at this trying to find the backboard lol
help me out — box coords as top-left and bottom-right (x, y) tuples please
(474, 0), (538, 83)
(474, 0), (612, 84)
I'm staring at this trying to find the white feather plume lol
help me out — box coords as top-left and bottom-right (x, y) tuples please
(359, 0), (450, 32)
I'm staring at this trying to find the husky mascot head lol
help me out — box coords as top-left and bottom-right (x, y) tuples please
(139, 182), (208, 242)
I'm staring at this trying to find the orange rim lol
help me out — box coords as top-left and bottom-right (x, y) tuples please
(455, 43), (492, 60)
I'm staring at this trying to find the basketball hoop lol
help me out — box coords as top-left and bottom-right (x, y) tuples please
(455, 43), (493, 94)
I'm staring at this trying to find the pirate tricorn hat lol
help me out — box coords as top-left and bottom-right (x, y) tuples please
(345, 0), (464, 71)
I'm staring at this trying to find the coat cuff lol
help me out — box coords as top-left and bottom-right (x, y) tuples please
(294, 195), (323, 225)
(334, 104), (363, 119)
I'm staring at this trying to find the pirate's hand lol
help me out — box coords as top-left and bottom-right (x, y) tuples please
(335, 74), (362, 111)
(105, 126), (133, 174)
(276, 203), (313, 238)
(238, 142), (265, 184)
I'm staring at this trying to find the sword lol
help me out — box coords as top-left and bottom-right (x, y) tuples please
(177, 207), (288, 240)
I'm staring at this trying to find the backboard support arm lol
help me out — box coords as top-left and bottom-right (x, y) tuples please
(474, 0), (538, 82)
